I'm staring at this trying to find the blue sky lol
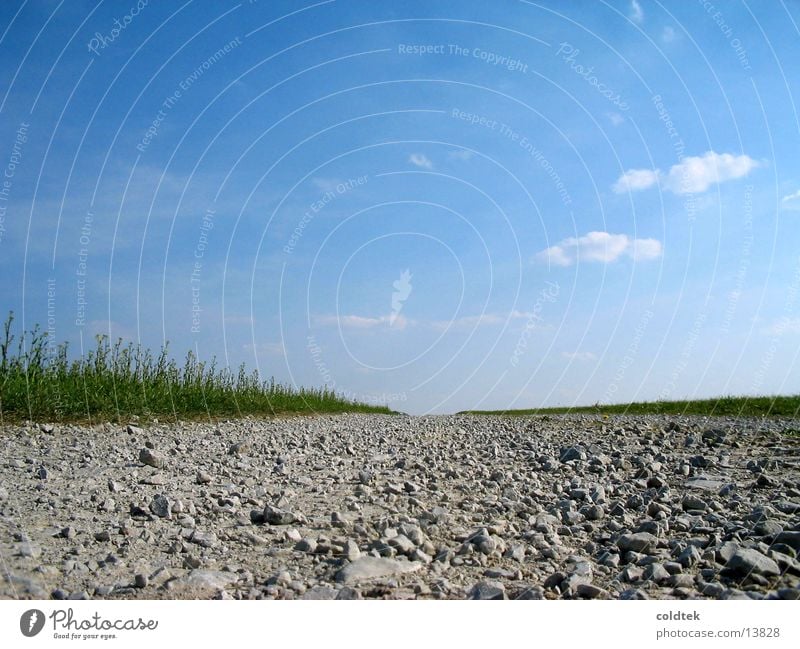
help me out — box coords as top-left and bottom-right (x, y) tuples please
(0, 0), (798, 414)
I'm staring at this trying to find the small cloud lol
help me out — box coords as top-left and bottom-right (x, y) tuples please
(761, 317), (800, 336)
(613, 168), (659, 193)
(448, 149), (474, 161)
(315, 314), (410, 330)
(409, 153), (433, 169)
(629, 0), (644, 23)
(536, 231), (662, 266)
(312, 177), (339, 192)
(562, 351), (598, 361)
(606, 112), (625, 127)
(781, 189), (800, 204)
(661, 26), (676, 43)
(613, 151), (761, 195)
(629, 237), (664, 261)
(429, 310), (534, 331)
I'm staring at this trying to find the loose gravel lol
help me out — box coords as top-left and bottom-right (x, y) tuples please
(1, 414), (798, 600)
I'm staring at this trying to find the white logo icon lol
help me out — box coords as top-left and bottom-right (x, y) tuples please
(390, 270), (412, 326)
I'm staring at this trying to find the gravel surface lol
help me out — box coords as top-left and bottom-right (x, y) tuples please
(1, 414), (799, 600)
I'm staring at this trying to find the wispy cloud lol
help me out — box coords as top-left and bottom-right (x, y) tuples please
(613, 168), (659, 193)
(314, 314), (411, 330)
(409, 153), (433, 169)
(536, 231), (662, 266)
(781, 189), (800, 207)
(311, 177), (340, 192)
(448, 149), (474, 161)
(314, 310), (538, 332)
(613, 151), (760, 195)
(429, 310), (534, 331)
(629, 0), (644, 23)
(761, 317), (800, 336)
(606, 112), (625, 127)
(562, 351), (598, 361)
(661, 26), (676, 43)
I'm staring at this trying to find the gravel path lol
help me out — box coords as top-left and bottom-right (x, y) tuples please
(1, 414), (798, 600)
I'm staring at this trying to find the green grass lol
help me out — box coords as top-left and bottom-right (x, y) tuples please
(461, 394), (800, 419)
(0, 312), (393, 424)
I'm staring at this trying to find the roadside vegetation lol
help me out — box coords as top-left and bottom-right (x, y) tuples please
(462, 394), (800, 419)
(0, 312), (392, 424)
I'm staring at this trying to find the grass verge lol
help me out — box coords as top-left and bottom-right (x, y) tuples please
(0, 312), (393, 424)
(460, 394), (800, 419)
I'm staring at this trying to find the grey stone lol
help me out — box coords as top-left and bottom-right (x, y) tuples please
(576, 583), (609, 599)
(295, 538), (317, 553)
(335, 557), (420, 584)
(190, 530), (218, 548)
(753, 520), (783, 536)
(301, 586), (337, 600)
(149, 494), (172, 519)
(726, 548), (780, 579)
(336, 587), (361, 600)
(678, 545), (701, 568)
(682, 494), (708, 511)
(343, 539), (361, 562)
(777, 588), (800, 600)
(685, 477), (726, 492)
(467, 580), (506, 600)
(617, 532), (659, 554)
(716, 541), (740, 564)
(18, 542), (40, 558)
(138, 448), (165, 469)
(168, 570), (237, 595)
(644, 563), (671, 583)
(559, 447), (585, 463)
(228, 441), (249, 455)
(773, 531), (800, 552)
(263, 505), (296, 525)
(387, 534), (416, 555)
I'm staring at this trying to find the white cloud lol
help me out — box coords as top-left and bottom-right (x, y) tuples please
(613, 168), (659, 193)
(316, 309), (550, 333)
(536, 231), (662, 266)
(409, 153), (433, 169)
(629, 237), (664, 261)
(629, 0), (644, 23)
(562, 351), (598, 361)
(312, 177), (339, 192)
(430, 310), (534, 331)
(613, 151), (760, 195)
(661, 26), (676, 43)
(606, 112), (625, 127)
(781, 189), (800, 205)
(665, 152), (760, 193)
(315, 314), (410, 330)
(448, 149), (474, 161)
(761, 317), (800, 336)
